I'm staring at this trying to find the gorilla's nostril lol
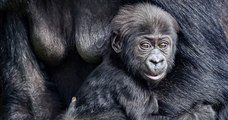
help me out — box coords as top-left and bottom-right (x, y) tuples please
(160, 59), (164, 63)
(150, 59), (164, 65)
(150, 59), (158, 65)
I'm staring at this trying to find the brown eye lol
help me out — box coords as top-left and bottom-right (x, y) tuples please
(158, 41), (169, 49)
(140, 42), (152, 50)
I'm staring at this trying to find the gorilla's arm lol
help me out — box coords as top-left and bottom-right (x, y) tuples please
(0, 12), (56, 120)
(61, 98), (127, 120)
(173, 105), (216, 120)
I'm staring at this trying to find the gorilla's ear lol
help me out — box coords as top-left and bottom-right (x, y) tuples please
(111, 31), (122, 53)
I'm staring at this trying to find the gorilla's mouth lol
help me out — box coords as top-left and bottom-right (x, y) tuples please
(143, 61), (168, 81)
(143, 65), (167, 81)
(144, 72), (166, 81)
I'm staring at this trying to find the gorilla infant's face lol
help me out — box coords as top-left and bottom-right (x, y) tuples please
(111, 21), (178, 82)
(112, 29), (177, 82)
(111, 3), (179, 82)
(134, 34), (174, 81)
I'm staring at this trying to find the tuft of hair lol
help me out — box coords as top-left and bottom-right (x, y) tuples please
(111, 3), (179, 37)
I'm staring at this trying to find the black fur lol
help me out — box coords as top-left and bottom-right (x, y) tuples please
(0, 0), (228, 119)
(0, 0), (123, 119)
(148, 0), (228, 118)
(62, 3), (217, 120)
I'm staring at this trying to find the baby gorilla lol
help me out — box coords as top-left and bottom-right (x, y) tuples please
(62, 3), (215, 120)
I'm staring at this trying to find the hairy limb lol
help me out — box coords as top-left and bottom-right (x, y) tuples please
(0, 12), (56, 120)
(60, 97), (127, 120)
(173, 105), (216, 120)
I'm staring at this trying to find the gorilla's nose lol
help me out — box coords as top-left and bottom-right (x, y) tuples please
(149, 57), (164, 66)
(150, 59), (164, 65)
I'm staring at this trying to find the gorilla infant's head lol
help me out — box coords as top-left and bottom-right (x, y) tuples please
(111, 3), (179, 82)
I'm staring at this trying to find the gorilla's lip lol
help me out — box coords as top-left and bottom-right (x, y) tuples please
(144, 72), (166, 81)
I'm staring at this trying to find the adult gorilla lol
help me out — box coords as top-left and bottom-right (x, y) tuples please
(0, 0), (228, 120)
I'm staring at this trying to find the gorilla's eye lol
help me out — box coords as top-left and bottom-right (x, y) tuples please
(140, 42), (152, 50)
(158, 41), (169, 49)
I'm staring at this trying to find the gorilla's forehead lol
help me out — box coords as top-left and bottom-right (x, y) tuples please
(138, 21), (174, 35)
